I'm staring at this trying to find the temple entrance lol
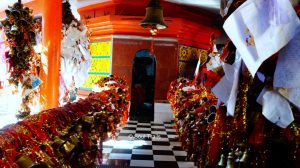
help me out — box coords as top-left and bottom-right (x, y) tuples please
(130, 49), (156, 122)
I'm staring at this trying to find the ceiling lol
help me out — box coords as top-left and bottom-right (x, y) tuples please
(76, 0), (220, 13)
(0, 0), (220, 14)
(166, 0), (220, 11)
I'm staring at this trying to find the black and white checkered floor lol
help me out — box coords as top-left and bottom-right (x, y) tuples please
(100, 120), (196, 168)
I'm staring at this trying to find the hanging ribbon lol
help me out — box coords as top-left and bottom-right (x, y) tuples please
(150, 36), (155, 58)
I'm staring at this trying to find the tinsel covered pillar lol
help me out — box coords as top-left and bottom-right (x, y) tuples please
(40, 0), (62, 109)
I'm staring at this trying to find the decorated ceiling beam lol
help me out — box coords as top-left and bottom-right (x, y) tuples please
(84, 15), (220, 49)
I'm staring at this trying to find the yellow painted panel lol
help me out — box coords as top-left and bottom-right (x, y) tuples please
(90, 58), (111, 73)
(90, 41), (111, 56)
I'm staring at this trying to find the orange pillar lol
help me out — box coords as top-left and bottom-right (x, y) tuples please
(40, 0), (62, 110)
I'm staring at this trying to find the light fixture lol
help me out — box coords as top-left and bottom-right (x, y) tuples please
(140, 0), (168, 35)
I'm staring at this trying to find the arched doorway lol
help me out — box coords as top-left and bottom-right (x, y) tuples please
(130, 49), (156, 122)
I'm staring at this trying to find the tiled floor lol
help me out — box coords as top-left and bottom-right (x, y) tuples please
(101, 121), (196, 168)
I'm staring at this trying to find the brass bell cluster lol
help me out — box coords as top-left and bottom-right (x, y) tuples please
(49, 111), (114, 168)
(1, 2), (36, 44)
(217, 149), (249, 168)
(0, 2), (37, 118)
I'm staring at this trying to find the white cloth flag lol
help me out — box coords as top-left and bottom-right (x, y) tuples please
(277, 87), (300, 109)
(274, 30), (300, 88)
(194, 55), (201, 79)
(256, 87), (267, 105)
(262, 90), (294, 128)
(212, 52), (242, 116)
(223, 0), (300, 77)
(206, 55), (222, 71)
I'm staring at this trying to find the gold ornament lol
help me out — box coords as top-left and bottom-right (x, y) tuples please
(239, 150), (248, 163)
(62, 141), (75, 154)
(15, 155), (37, 168)
(218, 154), (226, 167)
(226, 152), (234, 168)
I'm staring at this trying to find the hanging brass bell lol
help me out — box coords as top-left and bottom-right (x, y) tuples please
(13, 3), (23, 10)
(235, 149), (243, 163)
(53, 136), (65, 147)
(15, 155), (37, 168)
(82, 115), (94, 124)
(76, 124), (82, 132)
(16, 19), (28, 27)
(62, 141), (75, 154)
(5, 9), (10, 16)
(217, 154), (226, 167)
(1, 19), (9, 27)
(60, 128), (69, 136)
(239, 151), (248, 163)
(70, 134), (80, 144)
(11, 10), (21, 18)
(10, 25), (19, 35)
(140, 0), (168, 30)
(226, 152), (235, 168)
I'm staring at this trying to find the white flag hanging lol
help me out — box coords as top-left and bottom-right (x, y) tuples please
(274, 30), (300, 88)
(223, 0), (300, 77)
(212, 52), (242, 116)
(194, 54), (201, 80)
(262, 90), (294, 128)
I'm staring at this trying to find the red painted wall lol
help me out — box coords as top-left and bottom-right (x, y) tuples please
(112, 38), (178, 100)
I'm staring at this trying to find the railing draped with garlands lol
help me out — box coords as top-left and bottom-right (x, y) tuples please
(167, 78), (219, 167)
(168, 75), (300, 168)
(0, 75), (129, 167)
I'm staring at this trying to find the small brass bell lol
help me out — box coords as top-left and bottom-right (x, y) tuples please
(226, 152), (235, 168)
(76, 124), (82, 132)
(16, 19), (28, 26)
(10, 25), (19, 34)
(62, 141), (75, 154)
(60, 128), (69, 136)
(1, 19), (9, 27)
(82, 115), (94, 124)
(15, 155), (37, 168)
(217, 154), (226, 167)
(13, 3), (23, 10)
(5, 9), (10, 16)
(239, 151), (248, 163)
(53, 136), (65, 147)
(11, 10), (21, 18)
(70, 134), (80, 144)
(235, 150), (243, 163)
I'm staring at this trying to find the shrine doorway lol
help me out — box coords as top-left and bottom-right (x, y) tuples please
(130, 49), (156, 122)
